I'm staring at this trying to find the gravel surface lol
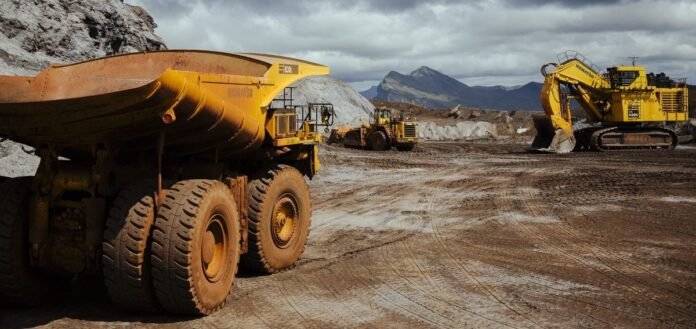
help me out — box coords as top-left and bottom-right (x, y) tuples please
(2, 142), (695, 328)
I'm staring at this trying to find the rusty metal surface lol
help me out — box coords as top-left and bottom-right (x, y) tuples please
(0, 50), (329, 158)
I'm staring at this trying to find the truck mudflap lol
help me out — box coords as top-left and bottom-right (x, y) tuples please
(530, 115), (576, 154)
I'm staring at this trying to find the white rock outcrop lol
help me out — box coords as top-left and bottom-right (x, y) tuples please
(418, 122), (498, 141)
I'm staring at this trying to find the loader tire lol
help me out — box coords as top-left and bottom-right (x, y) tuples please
(102, 181), (162, 312)
(241, 165), (311, 274)
(151, 180), (240, 315)
(369, 131), (389, 151)
(0, 177), (52, 306)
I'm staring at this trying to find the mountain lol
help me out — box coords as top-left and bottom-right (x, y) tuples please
(360, 85), (378, 100)
(370, 66), (542, 111)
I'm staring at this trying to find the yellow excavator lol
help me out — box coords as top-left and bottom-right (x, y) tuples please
(532, 51), (689, 153)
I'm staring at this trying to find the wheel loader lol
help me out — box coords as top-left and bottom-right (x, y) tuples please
(532, 51), (689, 153)
(0, 50), (331, 315)
(337, 107), (418, 151)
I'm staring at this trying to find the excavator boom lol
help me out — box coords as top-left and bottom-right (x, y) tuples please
(532, 52), (610, 153)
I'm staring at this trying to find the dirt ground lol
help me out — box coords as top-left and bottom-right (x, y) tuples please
(2, 142), (696, 328)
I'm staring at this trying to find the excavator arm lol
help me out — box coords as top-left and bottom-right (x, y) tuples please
(532, 55), (611, 153)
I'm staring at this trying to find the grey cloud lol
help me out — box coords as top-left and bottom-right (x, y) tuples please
(128, 0), (696, 87)
(505, 0), (630, 7)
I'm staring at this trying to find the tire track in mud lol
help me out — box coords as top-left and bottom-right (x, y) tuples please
(418, 187), (547, 329)
(377, 201), (525, 329)
(311, 266), (380, 329)
(433, 167), (631, 327)
(453, 159), (696, 326)
(521, 170), (696, 311)
(311, 161), (533, 328)
(338, 252), (451, 329)
(524, 183), (696, 305)
(494, 166), (696, 325)
(327, 178), (473, 328)
(422, 182), (623, 327)
(309, 163), (465, 328)
(398, 194), (525, 329)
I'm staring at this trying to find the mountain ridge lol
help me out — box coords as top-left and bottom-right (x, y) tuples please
(361, 66), (542, 111)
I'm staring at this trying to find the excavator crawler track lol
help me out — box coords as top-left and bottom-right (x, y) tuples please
(575, 126), (677, 151)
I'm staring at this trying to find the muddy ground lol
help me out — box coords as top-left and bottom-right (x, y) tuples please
(2, 142), (696, 328)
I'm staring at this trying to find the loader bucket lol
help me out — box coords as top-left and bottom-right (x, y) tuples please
(342, 128), (366, 148)
(530, 115), (576, 154)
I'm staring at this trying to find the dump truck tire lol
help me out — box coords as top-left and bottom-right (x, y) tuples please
(369, 131), (389, 151)
(150, 180), (240, 315)
(0, 177), (52, 306)
(241, 165), (311, 274)
(102, 181), (162, 312)
(396, 143), (416, 152)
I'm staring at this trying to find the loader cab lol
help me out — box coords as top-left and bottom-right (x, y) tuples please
(374, 107), (392, 126)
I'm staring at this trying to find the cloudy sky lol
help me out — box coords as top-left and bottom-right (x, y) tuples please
(127, 0), (696, 91)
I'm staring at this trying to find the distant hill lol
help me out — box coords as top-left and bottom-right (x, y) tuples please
(361, 66), (542, 111)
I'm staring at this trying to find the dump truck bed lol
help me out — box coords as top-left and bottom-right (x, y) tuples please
(0, 50), (329, 158)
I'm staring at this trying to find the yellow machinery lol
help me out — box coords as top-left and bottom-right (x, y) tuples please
(0, 50), (330, 315)
(532, 51), (689, 153)
(340, 107), (418, 151)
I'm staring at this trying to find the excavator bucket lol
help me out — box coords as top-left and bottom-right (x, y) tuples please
(530, 115), (576, 154)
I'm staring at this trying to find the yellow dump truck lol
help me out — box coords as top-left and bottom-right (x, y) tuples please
(0, 50), (329, 315)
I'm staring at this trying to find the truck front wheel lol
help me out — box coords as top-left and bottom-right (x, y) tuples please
(241, 165), (311, 274)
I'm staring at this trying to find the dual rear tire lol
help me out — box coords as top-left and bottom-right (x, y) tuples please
(150, 180), (241, 315)
(104, 166), (311, 315)
(0, 177), (55, 306)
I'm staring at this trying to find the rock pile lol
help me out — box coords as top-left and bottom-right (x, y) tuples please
(0, 0), (165, 76)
